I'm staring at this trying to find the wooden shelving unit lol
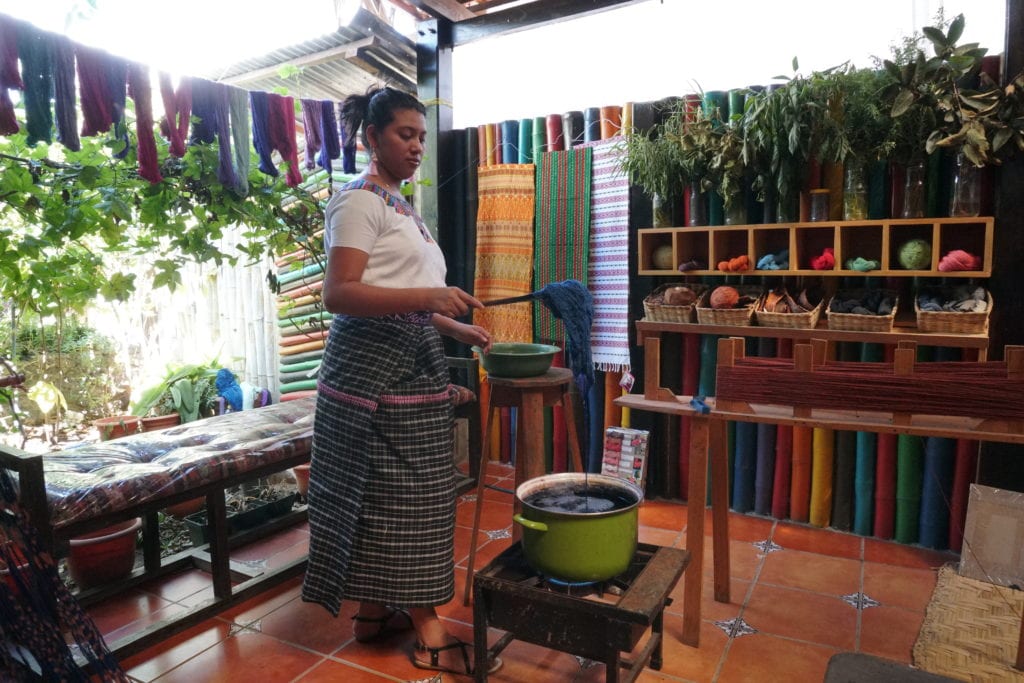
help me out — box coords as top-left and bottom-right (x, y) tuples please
(635, 319), (991, 358)
(638, 216), (994, 278)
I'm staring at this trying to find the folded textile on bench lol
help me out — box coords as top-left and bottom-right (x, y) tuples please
(33, 397), (315, 531)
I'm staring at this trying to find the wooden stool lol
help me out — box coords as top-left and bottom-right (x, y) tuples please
(462, 367), (584, 605)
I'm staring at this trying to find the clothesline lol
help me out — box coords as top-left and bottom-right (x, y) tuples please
(0, 12), (358, 190)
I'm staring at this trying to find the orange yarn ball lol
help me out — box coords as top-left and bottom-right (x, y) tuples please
(710, 286), (740, 309)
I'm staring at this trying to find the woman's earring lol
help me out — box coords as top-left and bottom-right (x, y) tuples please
(370, 148), (378, 162)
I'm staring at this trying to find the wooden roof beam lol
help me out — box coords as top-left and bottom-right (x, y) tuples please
(219, 37), (377, 86)
(403, 0), (476, 21)
(450, 0), (646, 46)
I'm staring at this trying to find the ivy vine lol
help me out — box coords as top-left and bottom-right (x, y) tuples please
(0, 102), (324, 326)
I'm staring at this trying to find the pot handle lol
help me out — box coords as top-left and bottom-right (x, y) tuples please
(512, 514), (548, 532)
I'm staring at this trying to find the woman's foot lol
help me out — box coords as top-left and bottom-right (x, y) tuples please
(412, 638), (501, 677)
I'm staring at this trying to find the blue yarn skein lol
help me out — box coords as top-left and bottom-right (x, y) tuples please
(216, 368), (243, 412)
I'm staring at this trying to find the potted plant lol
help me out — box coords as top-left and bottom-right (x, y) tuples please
(131, 361), (221, 426)
(881, 13), (1024, 216)
(831, 66), (895, 219)
(741, 60), (846, 222)
(618, 119), (686, 226)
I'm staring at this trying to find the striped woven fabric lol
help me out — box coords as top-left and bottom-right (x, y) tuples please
(472, 164), (536, 343)
(579, 137), (631, 372)
(533, 147), (593, 343)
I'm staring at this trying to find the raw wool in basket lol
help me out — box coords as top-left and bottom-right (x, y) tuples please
(917, 286), (988, 313)
(829, 290), (895, 315)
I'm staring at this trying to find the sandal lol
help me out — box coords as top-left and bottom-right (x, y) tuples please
(413, 638), (502, 677)
(352, 607), (414, 643)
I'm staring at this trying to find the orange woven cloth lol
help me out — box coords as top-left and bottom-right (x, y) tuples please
(472, 164), (536, 343)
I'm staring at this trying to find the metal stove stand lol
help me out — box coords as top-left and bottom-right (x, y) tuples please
(472, 542), (690, 683)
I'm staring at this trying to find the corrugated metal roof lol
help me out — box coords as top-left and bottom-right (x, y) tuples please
(203, 8), (416, 103)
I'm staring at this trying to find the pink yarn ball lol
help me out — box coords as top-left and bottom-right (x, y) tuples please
(938, 249), (981, 272)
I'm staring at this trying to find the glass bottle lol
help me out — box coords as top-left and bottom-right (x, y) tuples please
(901, 160), (926, 219)
(808, 189), (830, 222)
(842, 164), (868, 220)
(949, 150), (981, 217)
(687, 185), (708, 227)
(652, 193), (671, 228)
(724, 196), (747, 225)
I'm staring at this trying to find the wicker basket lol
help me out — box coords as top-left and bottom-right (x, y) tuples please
(915, 287), (991, 334)
(755, 289), (823, 329)
(696, 285), (761, 326)
(643, 283), (707, 323)
(826, 289), (898, 332)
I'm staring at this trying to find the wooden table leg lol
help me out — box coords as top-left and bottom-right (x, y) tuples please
(463, 400), (497, 606)
(682, 415), (709, 647)
(709, 418), (731, 604)
(519, 389), (547, 483)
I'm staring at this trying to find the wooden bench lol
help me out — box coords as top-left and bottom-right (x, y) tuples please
(0, 397), (316, 660)
(0, 355), (480, 662)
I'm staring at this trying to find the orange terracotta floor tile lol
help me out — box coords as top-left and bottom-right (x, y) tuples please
(757, 548), (862, 596)
(82, 492), (957, 682)
(858, 605), (927, 664)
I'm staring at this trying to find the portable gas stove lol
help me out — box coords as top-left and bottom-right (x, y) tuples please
(471, 542), (689, 683)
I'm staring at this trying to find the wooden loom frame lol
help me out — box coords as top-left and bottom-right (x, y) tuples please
(616, 336), (1024, 668)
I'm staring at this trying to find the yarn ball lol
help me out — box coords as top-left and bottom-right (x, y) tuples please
(216, 368), (243, 412)
(938, 249), (982, 272)
(810, 247), (835, 271)
(709, 286), (740, 309)
(663, 286), (697, 306)
(898, 238), (932, 270)
(652, 244), (674, 270)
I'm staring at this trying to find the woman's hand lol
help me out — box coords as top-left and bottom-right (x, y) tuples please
(434, 316), (492, 352)
(424, 287), (482, 318)
(453, 322), (492, 352)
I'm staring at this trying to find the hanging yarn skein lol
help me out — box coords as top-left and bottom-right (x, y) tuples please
(484, 280), (594, 397)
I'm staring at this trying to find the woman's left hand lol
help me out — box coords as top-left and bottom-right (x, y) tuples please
(452, 322), (492, 352)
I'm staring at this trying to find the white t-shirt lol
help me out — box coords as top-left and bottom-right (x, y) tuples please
(324, 188), (447, 288)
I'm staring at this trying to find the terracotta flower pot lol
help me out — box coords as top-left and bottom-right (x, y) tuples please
(141, 413), (181, 432)
(291, 464), (311, 499)
(92, 415), (142, 441)
(67, 518), (141, 589)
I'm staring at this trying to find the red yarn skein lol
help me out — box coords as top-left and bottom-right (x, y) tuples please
(810, 247), (835, 270)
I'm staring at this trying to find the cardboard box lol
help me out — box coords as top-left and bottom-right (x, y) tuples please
(959, 483), (1024, 588)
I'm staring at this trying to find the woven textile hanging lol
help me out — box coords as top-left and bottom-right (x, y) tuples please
(533, 147), (592, 344)
(472, 164), (537, 343)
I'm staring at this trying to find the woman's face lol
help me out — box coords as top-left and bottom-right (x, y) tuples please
(370, 108), (427, 182)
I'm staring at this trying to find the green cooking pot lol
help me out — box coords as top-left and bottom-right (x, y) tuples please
(513, 472), (643, 582)
(472, 342), (560, 378)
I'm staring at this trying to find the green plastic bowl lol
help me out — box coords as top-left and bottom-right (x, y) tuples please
(472, 343), (560, 378)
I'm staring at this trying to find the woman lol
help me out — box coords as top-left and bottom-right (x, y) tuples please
(301, 86), (497, 677)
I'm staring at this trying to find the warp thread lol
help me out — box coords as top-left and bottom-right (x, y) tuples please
(716, 357), (1024, 420)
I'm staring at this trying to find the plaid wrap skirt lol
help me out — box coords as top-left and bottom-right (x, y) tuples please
(301, 315), (455, 615)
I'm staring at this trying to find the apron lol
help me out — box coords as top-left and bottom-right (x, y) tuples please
(302, 314), (455, 615)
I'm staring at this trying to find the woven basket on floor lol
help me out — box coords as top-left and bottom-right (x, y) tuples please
(643, 283), (707, 323)
(755, 289), (822, 329)
(826, 289), (898, 332)
(913, 566), (1024, 682)
(696, 285), (761, 326)
(915, 288), (992, 334)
